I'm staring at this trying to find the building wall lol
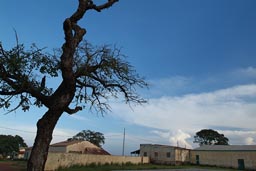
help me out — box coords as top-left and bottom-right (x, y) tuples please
(44, 152), (149, 171)
(140, 144), (190, 165)
(175, 149), (190, 164)
(191, 150), (256, 170)
(140, 144), (175, 164)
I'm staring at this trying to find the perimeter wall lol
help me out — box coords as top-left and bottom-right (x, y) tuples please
(44, 152), (149, 171)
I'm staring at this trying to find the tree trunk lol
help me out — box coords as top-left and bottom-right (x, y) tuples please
(26, 76), (76, 171)
(27, 109), (63, 171)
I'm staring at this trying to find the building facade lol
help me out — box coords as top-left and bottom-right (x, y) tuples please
(139, 144), (190, 165)
(25, 140), (109, 159)
(191, 145), (256, 170)
(49, 140), (110, 155)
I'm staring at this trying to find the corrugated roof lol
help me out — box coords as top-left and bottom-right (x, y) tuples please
(83, 147), (110, 155)
(140, 144), (190, 150)
(194, 145), (256, 151)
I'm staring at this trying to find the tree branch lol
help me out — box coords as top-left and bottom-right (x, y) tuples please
(87, 0), (119, 12)
(65, 106), (83, 115)
(61, 0), (118, 82)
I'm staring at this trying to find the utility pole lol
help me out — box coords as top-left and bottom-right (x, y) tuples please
(122, 128), (125, 156)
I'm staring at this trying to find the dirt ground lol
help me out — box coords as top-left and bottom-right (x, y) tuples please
(0, 161), (23, 171)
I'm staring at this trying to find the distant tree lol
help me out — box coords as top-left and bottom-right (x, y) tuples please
(0, 1), (147, 170)
(0, 135), (27, 158)
(69, 130), (105, 147)
(194, 129), (229, 146)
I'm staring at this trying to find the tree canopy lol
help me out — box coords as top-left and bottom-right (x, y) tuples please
(0, 134), (27, 158)
(69, 130), (105, 147)
(0, 40), (146, 114)
(0, 1), (147, 170)
(193, 129), (229, 146)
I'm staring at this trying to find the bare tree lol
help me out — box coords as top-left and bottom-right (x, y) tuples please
(0, 0), (147, 170)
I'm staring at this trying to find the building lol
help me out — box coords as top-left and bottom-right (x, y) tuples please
(14, 147), (26, 159)
(49, 140), (110, 155)
(24, 140), (110, 159)
(139, 144), (190, 165)
(191, 145), (256, 170)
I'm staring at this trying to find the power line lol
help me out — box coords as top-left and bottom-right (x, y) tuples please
(0, 126), (35, 134)
(0, 125), (163, 144)
(0, 126), (71, 137)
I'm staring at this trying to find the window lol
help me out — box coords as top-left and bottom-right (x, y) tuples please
(143, 152), (147, 156)
(166, 152), (171, 158)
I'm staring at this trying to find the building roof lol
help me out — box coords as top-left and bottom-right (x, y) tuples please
(50, 140), (84, 147)
(26, 140), (111, 155)
(50, 140), (110, 155)
(194, 145), (256, 151)
(131, 149), (140, 154)
(140, 144), (190, 150)
(84, 147), (110, 155)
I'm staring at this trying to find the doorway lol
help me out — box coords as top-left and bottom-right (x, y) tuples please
(196, 155), (200, 165)
(238, 159), (245, 170)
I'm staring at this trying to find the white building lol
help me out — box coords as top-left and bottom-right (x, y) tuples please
(139, 144), (190, 165)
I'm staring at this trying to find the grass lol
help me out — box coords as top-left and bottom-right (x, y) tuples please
(57, 163), (237, 171)
(0, 160), (237, 171)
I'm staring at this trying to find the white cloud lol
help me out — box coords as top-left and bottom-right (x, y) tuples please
(110, 84), (256, 147)
(245, 137), (255, 145)
(68, 114), (90, 121)
(234, 66), (256, 78)
(221, 130), (256, 145)
(169, 130), (191, 149)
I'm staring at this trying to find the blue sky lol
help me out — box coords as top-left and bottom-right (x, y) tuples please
(1, 0), (256, 155)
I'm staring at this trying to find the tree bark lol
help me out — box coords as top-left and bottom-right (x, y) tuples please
(27, 110), (62, 171)
(27, 81), (76, 171)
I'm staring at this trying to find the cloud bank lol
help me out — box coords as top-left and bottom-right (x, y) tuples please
(111, 83), (256, 148)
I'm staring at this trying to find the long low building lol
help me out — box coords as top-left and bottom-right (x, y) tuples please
(190, 145), (256, 170)
(139, 144), (190, 165)
(135, 144), (256, 170)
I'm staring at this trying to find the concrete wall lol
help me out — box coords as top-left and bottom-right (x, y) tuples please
(44, 152), (149, 171)
(191, 150), (256, 170)
(139, 144), (190, 165)
(140, 145), (175, 164)
(175, 149), (190, 164)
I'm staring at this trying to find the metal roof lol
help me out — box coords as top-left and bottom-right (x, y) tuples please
(194, 145), (256, 151)
(140, 144), (190, 150)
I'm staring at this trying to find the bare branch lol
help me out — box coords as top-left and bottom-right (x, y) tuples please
(87, 0), (119, 12)
(61, 0), (118, 82)
(65, 106), (83, 115)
